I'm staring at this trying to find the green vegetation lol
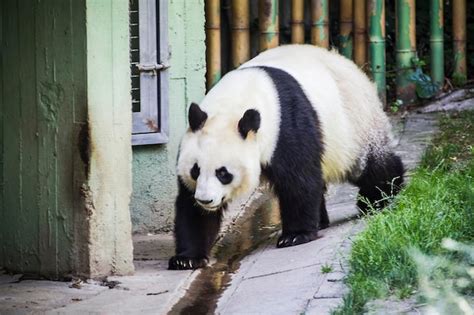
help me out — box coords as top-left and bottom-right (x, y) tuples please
(321, 264), (333, 274)
(408, 58), (440, 99)
(412, 239), (474, 314)
(333, 111), (474, 314)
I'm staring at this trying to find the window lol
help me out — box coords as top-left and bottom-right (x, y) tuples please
(130, 0), (169, 145)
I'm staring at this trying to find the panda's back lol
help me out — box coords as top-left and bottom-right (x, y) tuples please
(202, 45), (392, 183)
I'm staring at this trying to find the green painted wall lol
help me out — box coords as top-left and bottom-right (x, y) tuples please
(1, 0), (134, 278)
(1, 0), (89, 277)
(131, 0), (207, 233)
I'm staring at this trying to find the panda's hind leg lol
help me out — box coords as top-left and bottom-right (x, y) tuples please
(352, 151), (405, 213)
(319, 192), (330, 230)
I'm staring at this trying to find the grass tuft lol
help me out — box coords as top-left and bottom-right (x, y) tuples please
(321, 264), (333, 274)
(333, 111), (474, 314)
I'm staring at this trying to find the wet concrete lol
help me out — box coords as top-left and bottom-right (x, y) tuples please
(169, 196), (281, 314)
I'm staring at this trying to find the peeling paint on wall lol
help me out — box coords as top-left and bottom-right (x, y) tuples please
(39, 81), (63, 122)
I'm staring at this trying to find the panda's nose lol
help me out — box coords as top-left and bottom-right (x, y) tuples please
(196, 198), (213, 205)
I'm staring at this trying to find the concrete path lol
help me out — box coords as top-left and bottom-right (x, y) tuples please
(0, 112), (438, 315)
(0, 239), (198, 314)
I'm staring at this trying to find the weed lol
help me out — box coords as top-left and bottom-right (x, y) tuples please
(321, 264), (333, 274)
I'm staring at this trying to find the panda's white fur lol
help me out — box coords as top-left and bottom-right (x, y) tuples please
(177, 45), (392, 208)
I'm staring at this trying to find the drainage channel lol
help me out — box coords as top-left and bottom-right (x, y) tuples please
(169, 196), (281, 315)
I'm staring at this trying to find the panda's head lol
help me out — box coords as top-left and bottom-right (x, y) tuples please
(177, 103), (262, 211)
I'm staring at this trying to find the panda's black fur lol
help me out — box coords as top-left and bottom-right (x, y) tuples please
(169, 46), (405, 270)
(258, 66), (326, 247)
(351, 151), (404, 212)
(169, 178), (224, 269)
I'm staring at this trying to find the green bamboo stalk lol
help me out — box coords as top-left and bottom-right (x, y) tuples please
(354, 0), (367, 67)
(396, 0), (417, 104)
(430, 0), (444, 86)
(259, 0), (279, 52)
(231, 0), (250, 68)
(367, 0), (386, 106)
(291, 0), (305, 44)
(205, 0), (221, 89)
(339, 0), (353, 59)
(310, 0), (329, 48)
(452, 0), (467, 86)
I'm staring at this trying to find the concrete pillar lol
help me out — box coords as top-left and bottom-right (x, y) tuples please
(85, 0), (134, 276)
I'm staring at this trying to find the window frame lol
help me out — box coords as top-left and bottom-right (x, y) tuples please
(131, 0), (169, 145)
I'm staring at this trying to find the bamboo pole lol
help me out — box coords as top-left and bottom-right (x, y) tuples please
(259, 0), (279, 52)
(367, 0), (386, 105)
(353, 0), (367, 67)
(395, 0), (417, 104)
(310, 0), (329, 48)
(231, 0), (250, 68)
(291, 0), (305, 44)
(205, 0), (221, 89)
(339, 0), (353, 59)
(452, 0), (467, 85)
(430, 0), (444, 86)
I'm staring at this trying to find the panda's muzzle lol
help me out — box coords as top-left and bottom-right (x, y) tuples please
(195, 197), (226, 211)
(196, 198), (213, 205)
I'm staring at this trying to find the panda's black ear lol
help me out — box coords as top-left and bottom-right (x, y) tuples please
(188, 102), (208, 132)
(238, 109), (261, 139)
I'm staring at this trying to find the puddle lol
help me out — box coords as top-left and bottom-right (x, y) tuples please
(169, 197), (281, 315)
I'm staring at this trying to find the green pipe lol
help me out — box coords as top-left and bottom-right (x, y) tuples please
(339, 0), (353, 59)
(396, 0), (417, 104)
(367, 0), (386, 106)
(259, 0), (279, 51)
(430, 0), (444, 87)
(311, 0), (329, 48)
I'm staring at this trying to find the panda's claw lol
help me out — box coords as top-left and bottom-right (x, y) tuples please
(276, 231), (319, 248)
(168, 255), (208, 270)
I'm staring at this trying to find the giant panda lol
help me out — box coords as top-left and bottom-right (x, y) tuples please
(169, 44), (404, 270)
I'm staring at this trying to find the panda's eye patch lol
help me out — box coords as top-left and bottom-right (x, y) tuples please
(190, 163), (200, 181)
(216, 167), (233, 185)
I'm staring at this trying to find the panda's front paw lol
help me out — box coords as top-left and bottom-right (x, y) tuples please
(276, 231), (319, 248)
(168, 255), (208, 270)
